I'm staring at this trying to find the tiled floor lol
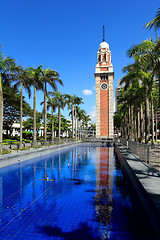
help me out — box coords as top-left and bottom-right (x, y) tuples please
(0, 146), (147, 239)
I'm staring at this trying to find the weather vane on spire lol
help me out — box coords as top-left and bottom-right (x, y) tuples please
(103, 26), (105, 42)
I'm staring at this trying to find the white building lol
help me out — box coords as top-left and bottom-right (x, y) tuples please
(3, 123), (22, 137)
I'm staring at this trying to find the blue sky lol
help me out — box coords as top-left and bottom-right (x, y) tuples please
(0, 0), (159, 122)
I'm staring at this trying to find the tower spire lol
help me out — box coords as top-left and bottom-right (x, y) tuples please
(103, 26), (105, 42)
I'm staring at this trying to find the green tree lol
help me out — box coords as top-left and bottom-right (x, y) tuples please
(13, 66), (32, 148)
(88, 123), (96, 136)
(0, 49), (18, 153)
(47, 114), (71, 137)
(47, 93), (57, 143)
(49, 91), (66, 139)
(151, 39), (160, 106)
(120, 62), (145, 141)
(3, 84), (32, 137)
(23, 112), (43, 132)
(81, 112), (91, 137)
(74, 96), (83, 140)
(65, 94), (76, 139)
(65, 94), (83, 140)
(144, 8), (160, 36)
(126, 40), (156, 143)
(76, 108), (87, 139)
(26, 66), (43, 146)
(41, 68), (63, 144)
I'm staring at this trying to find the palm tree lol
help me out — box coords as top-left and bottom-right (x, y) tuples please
(120, 64), (140, 140)
(144, 8), (160, 36)
(145, 9), (160, 106)
(74, 96), (83, 141)
(14, 67), (31, 149)
(81, 113), (91, 137)
(116, 88), (131, 138)
(26, 66), (43, 146)
(114, 104), (125, 137)
(65, 94), (76, 139)
(47, 93), (57, 143)
(77, 109), (91, 138)
(49, 91), (66, 139)
(41, 68), (63, 145)
(126, 40), (156, 143)
(88, 123), (96, 137)
(65, 94), (83, 140)
(152, 39), (160, 106)
(76, 107), (85, 140)
(0, 49), (19, 153)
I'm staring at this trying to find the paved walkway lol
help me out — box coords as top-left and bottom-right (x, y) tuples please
(115, 143), (160, 240)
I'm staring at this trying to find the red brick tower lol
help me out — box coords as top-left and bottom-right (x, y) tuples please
(95, 30), (114, 138)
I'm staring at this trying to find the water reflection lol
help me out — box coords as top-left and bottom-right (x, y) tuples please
(0, 146), (148, 239)
(95, 147), (114, 238)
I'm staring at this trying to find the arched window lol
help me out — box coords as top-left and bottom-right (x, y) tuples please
(102, 54), (106, 62)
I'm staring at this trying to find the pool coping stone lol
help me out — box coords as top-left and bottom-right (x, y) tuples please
(0, 141), (83, 169)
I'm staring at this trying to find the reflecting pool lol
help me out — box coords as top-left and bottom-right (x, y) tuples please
(0, 145), (147, 239)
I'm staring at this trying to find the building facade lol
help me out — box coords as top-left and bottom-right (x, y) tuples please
(95, 40), (114, 138)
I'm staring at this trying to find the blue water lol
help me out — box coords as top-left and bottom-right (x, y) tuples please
(0, 145), (147, 239)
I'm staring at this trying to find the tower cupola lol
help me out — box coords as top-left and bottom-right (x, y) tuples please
(99, 41), (109, 50)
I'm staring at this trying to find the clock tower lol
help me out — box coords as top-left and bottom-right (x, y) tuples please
(95, 31), (114, 138)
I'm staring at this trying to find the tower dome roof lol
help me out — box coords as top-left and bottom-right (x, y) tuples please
(99, 41), (109, 49)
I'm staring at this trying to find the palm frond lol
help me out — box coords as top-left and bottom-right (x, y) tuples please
(144, 8), (160, 31)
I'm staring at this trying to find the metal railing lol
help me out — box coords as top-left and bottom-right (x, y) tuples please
(119, 138), (160, 171)
(119, 137), (128, 147)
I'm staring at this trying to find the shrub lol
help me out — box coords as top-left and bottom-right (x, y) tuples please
(22, 131), (33, 139)
(11, 136), (19, 141)
(2, 149), (11, 155)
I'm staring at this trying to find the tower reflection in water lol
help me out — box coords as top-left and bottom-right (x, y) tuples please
(95, 146), (114, 238)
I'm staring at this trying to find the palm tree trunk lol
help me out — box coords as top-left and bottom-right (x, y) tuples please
(79, 121), (82, 140)
(58, 106), (61, 140)
(136, 99), (139, 141)
(72, 104), (74, 139)
(151, 96), (154, 145)
(33, 85), (37, 146)
(155, 110), (157, 142)
(159, 73), (160, 107)
(131, 106), (133, 140)
(134, 106), (137, 141)
(128, 105), (131, 140)
(19, 82), (23, 149)
(124, 113), (127, 138)
(75, 106), (77, 141)
(44, 81), (47, 145)
(0, 73), (3, 154)
(145, 85), (150, 144)
(140, 103), (144, 143)
(137, 105), (140, 141)
(52, 106), (54, 144)
(77, 120), (79, 140)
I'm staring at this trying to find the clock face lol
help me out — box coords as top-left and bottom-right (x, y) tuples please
(101, 82), (108, 90)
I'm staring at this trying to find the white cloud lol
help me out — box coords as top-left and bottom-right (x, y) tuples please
(82, 89), (93, 95)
